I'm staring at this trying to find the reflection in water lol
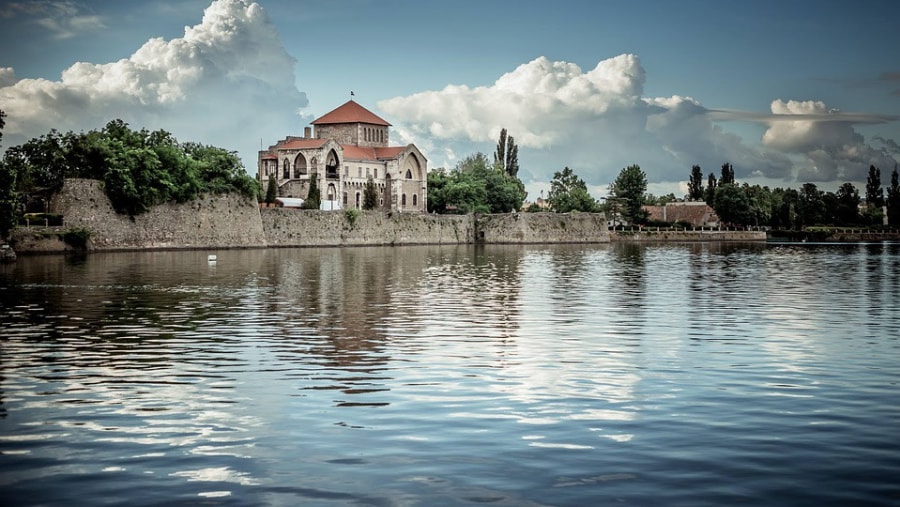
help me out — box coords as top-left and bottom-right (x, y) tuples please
(1, 243), (899, 506)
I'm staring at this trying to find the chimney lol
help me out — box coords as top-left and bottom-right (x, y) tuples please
(304, 126), (311, 139)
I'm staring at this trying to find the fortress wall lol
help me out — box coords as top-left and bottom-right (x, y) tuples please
(48, 178), (267, 250)
(611, 230), (767, 242)
(477, 212), (610, 243)
(262, 209), (474, 247)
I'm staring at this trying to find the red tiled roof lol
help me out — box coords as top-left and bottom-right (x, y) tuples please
(374, 147), (406, 158)
(279, 138), (328, 150)
(312, 100), (391, 126)
(261, 153), (277, 159)
(340, 144), (406, 161)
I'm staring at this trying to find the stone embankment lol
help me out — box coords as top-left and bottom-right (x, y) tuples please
(611, 229), (767, 242)
(8, 178), (767, 255)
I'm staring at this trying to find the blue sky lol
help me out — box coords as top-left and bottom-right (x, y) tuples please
(2, 0), (899, 199)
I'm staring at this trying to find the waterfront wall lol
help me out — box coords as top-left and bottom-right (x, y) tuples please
(477, 212), (609, 243)
(611, 229), (767, 242)
(262, 209), (474, 247)
(47, 178), (267, 250)
(9, 178), (764, 254)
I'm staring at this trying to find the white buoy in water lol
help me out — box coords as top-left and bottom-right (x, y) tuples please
(207, 254), (217, 262)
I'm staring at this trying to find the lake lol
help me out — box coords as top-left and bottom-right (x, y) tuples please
(1, 242), (899, 506)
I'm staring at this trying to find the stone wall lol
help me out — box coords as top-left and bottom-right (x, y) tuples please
(11, 179), (760, 254)
(49, 179), (267, 250)
(611, 230), (767, 242)
(477, 212), (610, 243)
(262, 209), (474, 247)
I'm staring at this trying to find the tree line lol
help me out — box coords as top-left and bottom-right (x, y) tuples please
(0, 114), (259, 237)
(684, 162), (900, 229)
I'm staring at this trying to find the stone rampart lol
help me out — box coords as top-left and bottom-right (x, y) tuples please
(262, 209), (474, 247)
(477, 212), (610, 243)
(48, 179), (267, 250)
(611, 230), (767, 242)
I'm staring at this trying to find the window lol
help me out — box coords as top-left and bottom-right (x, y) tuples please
(343, 192), (348, 206)
(401, 194), (407, 206)
(356, 192), (361, 208)
(283, 158), (290, 179)
(358, 167), (362, 178)
(406, 169), (413, 179)
(374, 168), (378, 178)
(412, 194), (417, 206)
(344, 166), (349, 177)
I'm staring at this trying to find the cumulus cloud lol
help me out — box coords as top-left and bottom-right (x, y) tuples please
(756, 99), (898, 181)
(381, 55), (900, 188)
(380, 55), (803, 187)
(0, 0), (307, 168)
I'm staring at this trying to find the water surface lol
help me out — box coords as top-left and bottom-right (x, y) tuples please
(1, 243), (899, 506)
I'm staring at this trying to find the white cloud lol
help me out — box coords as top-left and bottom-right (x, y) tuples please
(0, 0), (307, 168)
(759, 99), (898, 181)
(379, 55), (810, 190)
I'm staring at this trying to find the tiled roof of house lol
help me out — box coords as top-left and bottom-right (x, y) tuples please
(312, 100), (391, 126)
(341, 145), (406, 161)
(279, 138), (328, 150)
(643, 202), (719, 226)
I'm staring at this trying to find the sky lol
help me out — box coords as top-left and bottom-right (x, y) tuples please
(1, 0), (900, 200)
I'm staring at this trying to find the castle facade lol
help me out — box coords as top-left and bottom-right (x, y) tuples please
(258, 100), (427, 211)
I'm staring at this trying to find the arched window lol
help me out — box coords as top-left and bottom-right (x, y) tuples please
(356, 192), (361, 208)
(405, 169), (413, 179)
(343, 192), (348, 206)
(283, 158), (290, 179)
(401, 194), (407, 206)
(412, 194), (418, 206)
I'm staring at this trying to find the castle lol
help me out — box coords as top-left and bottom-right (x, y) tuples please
(257, 100), (427, 211)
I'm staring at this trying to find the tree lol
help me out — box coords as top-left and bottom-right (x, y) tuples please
(835, 182), (861, 225)
(797, 183), (825, 227)
(265, 176), (277, 204)
(303, 173), (321, 210)
(886, 166), (900, 226)
(613, 164), (649, 224)
(866, 165), (884, 209)
(713, 184), (752, 226)
(547, 167), (598, 213)
(704, 173), (718, 205)
(688, 165), (704, 201)
(426, 153), (525, 214)
(363, 176), (378, 210)
(0, 109), (5, 146)
(494, 128), (519, 178)
(720, 162), (735, 186)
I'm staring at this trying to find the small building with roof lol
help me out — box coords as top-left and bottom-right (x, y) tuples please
(258, 100), (427, 212)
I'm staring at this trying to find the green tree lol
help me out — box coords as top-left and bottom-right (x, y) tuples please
(494, 128), (519, 178)
(613, 164), (649, 224)
(713, 183), (752, 226)
(547, 167), (598, 213)
(797, 183), (825, 228)
(363, 176), (378, 210)
(886, 165), (900, 226)
(426, 169), (450, 212)
(744, 183), (773, 226)
(704, 173), (717, 205)
(865, 164), (884, 209)
(303, 173), (321, 210)
(688, 165), (704, 201)
(0, 109), (5, 146)
(265, 176), (277, 204)
(720, 162), (735, 186)
(835, 182), (861, 225)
